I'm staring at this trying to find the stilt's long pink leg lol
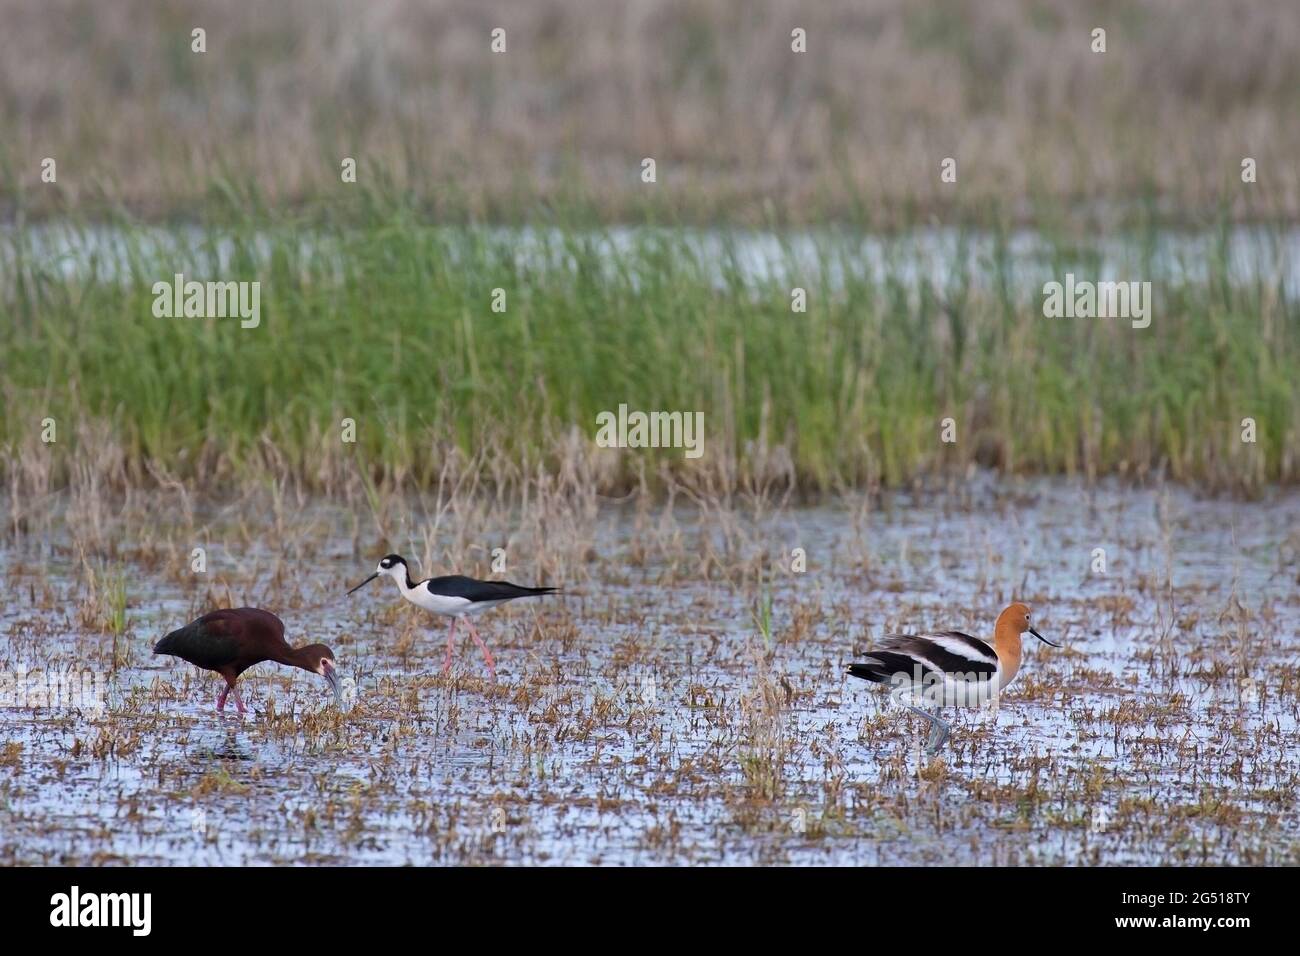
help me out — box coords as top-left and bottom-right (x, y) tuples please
(464, 617), (496, 680)
(442, 617), (458, 674)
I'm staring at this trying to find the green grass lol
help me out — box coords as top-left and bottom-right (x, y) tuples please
(1, 195), (1296, 495)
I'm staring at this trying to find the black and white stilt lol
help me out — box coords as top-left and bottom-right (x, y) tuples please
(348, 554), (557, 680)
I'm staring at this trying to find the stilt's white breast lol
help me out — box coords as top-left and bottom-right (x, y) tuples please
(402, 583), (512, 618)
(403, 585), (473, 618)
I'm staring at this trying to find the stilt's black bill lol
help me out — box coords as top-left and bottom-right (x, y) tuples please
(1029, 625), (1060, 647)
(347, 573), (379, 595)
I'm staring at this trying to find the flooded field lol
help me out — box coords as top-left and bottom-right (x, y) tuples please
(9, 221), (1300, 301)
(1, 477), (1297, 865)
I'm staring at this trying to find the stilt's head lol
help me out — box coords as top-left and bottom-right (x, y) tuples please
(347, 554), (408, 594)
(996, 602), (1060, 647)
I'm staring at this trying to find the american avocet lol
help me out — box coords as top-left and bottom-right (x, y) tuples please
(347, 554), (557, 680)
(154, 608), (341, 714)
(847, 602), (1058, 753)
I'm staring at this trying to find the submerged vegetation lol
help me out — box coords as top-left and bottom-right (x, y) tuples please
(1, 198), (1296, 498)
(2, 479), (1297, 865)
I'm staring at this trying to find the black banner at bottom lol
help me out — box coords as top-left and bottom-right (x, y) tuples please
(0, 864), (1279, 942)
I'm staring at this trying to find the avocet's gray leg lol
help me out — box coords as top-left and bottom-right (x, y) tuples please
(890, 688), (951, 754)
(925, 717), (951, 754)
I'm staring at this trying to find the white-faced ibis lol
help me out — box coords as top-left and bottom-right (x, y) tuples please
(348, 553), (557, 679)
(847, 602), (1059, 753)
(154, 607), (341, 714)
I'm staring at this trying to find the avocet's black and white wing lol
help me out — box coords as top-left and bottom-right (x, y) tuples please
(848, 630), (998, 685)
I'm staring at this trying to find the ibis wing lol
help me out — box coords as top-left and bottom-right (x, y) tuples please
(153, 608), (284, 672)
(154, 619), (242, 671)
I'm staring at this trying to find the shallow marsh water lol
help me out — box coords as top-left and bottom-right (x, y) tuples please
(7, 222), (1300, 300)
(1, 478), (1297, 865)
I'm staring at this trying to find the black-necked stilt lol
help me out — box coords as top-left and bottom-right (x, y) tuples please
(347, 554), (557, 679)
(847, 602), (1059, 754)
(154, 607), (341, 715)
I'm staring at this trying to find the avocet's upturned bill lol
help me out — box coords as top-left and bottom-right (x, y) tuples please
(347, 554), (558, 680)
(847, 602), (1059, 754)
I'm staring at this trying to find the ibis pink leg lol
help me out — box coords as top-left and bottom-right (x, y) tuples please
(232, 687), (247, 716)
(442, 618), (458, 674)
(464, 617), (496, 680)
(217, 685), (230, 712)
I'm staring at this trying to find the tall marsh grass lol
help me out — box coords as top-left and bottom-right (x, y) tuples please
(1, 199), (1296, 498)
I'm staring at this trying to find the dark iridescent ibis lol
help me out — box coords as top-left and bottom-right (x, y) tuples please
(153, 607), (341, 714)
